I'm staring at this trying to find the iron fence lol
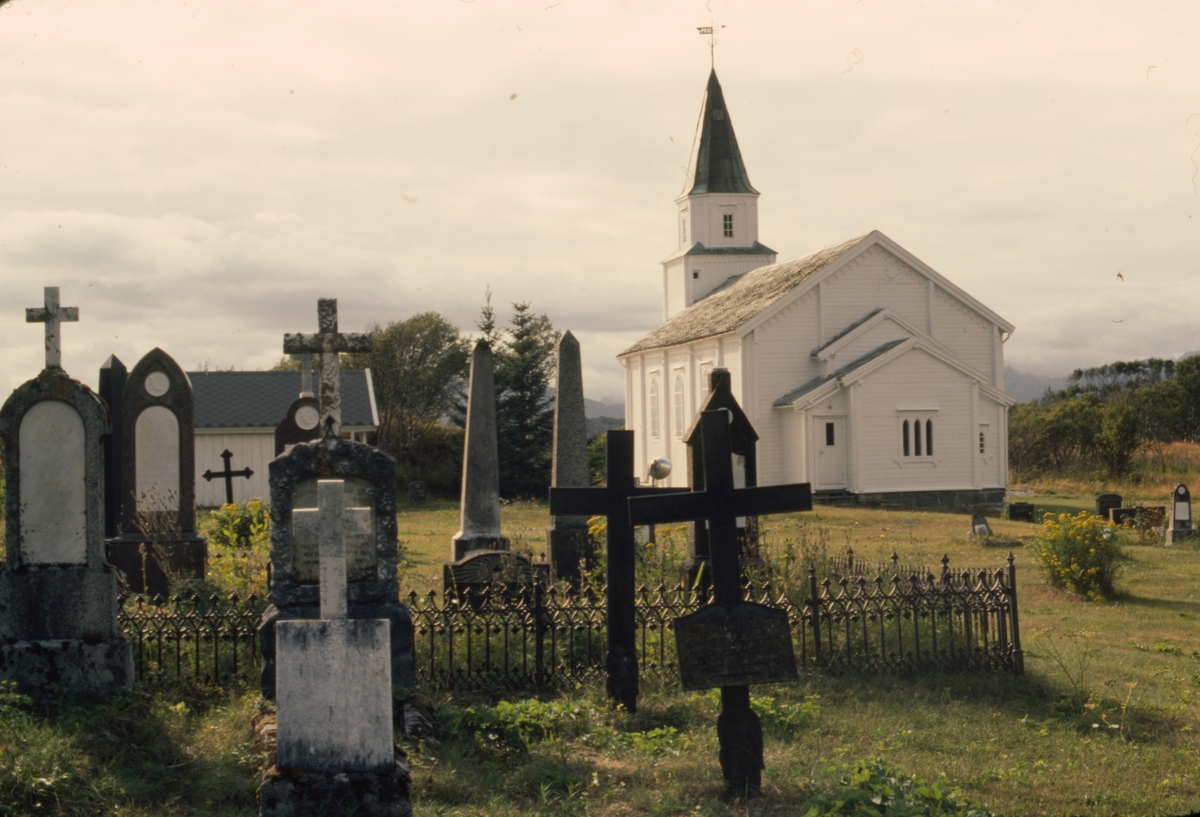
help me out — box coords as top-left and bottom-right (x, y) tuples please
(117, 593), (265, 684)
(409, 553), (1023, 693)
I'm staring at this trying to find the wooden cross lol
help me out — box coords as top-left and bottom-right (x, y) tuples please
(292, 483), (372, 617)
(283, 298), (373, 438)
(202, 449), (254, 505)
(628, 410), (812, 796)
(290, 352), (315, 397)
(548, 430), (687, 714)
(25, 286), (78, 370)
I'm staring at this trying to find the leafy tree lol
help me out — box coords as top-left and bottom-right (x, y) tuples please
(1097, 401), (1138, 478)
(343, 313), (470, 463)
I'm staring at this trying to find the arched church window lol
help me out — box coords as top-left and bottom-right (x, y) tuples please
(673, 374), (685, 438)
(649, 377), (660, 439)
(925, 420), (933, 456)
(914, 419), (922, 456)
(903, 420), (910, 456)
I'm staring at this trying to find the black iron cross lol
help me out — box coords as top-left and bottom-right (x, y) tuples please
(628, 410), (812, 796)
(203, 449), (254, 505)
(548, 430), (687, 714)
(283, 298), (373, 438)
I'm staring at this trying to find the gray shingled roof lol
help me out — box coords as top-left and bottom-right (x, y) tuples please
(684, 70), (758, 196)
(189, 370), (376, 429)
(811, 308), (882, 356)
(773, 339), (908, 407)
(622, 234), (868, 356)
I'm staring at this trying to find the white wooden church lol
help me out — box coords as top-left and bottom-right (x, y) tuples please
(619, 70), (1016, 509)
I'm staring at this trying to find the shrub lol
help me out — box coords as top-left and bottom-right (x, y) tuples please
(206, 499), (269, 550)
(1028, 511), (1124, 600)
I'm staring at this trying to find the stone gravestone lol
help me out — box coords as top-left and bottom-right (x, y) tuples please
(968, 513), (993, 537)
(545, 331), (592, 584)
(1007, 502), (1035, 523)
(98, 354), (127, 538)
(1111, 505), (1166, 527)
(258, 480), (411, 817)
(1167, 484), (1195, 545)
(259, 306), (413, 700)
(1096, 493), (1122, 519)
(629, 410), (811, 796)
(681, 368), (760, 589)
(0, 287), (133, 695)
(106, 348), (206, 596)
(274, 352), (321, 455)
(548, 430), (687, 713)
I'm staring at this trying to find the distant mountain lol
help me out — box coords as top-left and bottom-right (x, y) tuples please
(1004, 366), (1067, 403)
(584, 397), (624, 419)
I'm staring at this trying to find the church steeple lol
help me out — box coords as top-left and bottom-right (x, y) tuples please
(682, 70), (758, 196)
(661, 70), (775, 322)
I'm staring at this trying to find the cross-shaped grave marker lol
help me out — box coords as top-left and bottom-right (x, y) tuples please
(292, 483), (373, 602)
(202, 449), (254, 505)
(283, 299), (373, 438)
(25, 286), (79, 370)
(548, 430), (687, 713)
(290, 352), (315, 398)
(313, 480), (350, 619)
(628, 410), (812, 796)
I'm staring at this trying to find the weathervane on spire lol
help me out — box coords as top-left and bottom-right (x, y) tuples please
(697, 22), (726, 69)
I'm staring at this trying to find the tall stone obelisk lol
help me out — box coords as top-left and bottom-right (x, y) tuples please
(451, 340), (509, 561)
(545, 331), (592, 583)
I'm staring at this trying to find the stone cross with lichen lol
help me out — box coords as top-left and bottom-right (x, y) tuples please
(283, 299), (372, 438)
(26, 286), (79, 371)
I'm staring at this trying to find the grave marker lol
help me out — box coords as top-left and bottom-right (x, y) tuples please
(106, 348), (206, 596)
(282, 298), (373, 438)
(203, 448), (253, 505)
(1167, 484), (1195, 545)
(98, 355), (127, 538)
(261, 479), (410, 816)
(545, 331), (592, 584)
(0, 287), (133, 695)
(549, 430), (687, 713)
(450, 339), (509, 563)
(1007, 502), (1035, 523)
(628, 410), (811, 796)
(1096, 493), (1122, 519)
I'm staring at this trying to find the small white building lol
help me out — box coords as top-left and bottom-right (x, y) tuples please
(189, 370), (378, 506)
(619, 71), (1016, 509)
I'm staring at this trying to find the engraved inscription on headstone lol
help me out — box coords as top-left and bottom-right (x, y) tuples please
(19, 400), (87, 564)
(673, 602), (797, 691)
(291, 478), (375, 583)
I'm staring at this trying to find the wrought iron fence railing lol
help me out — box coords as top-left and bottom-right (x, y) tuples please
(115, 554), (1022, 690)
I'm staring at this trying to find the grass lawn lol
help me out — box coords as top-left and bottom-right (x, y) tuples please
(4, 489), (1200, 815)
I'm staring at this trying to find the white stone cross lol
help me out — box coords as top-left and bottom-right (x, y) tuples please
(283, 298), (372, 437)
(25, 286), (79, 370)
(292, 480), (372, 619)
(290, 352), (315, 398)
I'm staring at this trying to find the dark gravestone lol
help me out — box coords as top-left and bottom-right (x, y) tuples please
(203, 448), (253, 505)
(1111, 506), (1166, 527)
(1096, 493), (1122, 518)
(682, 368), (760, 588)
(275, 395), (321, 455)
(548, 430), (686, 713)
(408, 482), (427, 503)
(107, 348), (206, 596)
(1168, 484), (1195, 544)
(674, 603), (796, 690)
(444, 550), (548, 593)
(258, 433), (414, 700)
(629, 410), (811, 796)
(0, 287), (133, 695)
(98, 355), (127, 538)
(1007, 502), (1035, 523)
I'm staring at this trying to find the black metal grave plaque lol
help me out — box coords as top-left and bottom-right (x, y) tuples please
(674, 602), (797, 691)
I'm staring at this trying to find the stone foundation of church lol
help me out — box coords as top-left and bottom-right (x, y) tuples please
(815, 488), (1006, 513)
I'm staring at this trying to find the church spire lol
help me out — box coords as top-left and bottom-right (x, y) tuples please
(682, 70), (758, 196)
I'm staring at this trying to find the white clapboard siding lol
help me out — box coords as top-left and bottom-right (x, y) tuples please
(822, 247), (930, 339)
(195, 431), (276, 506)
(932, 286), (998, 384)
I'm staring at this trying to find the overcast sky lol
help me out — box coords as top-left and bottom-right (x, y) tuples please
(2, 0), (1199, 404)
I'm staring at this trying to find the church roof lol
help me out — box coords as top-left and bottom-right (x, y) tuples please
(622, 233), (868, 355)
(660, 240), (778, 265)
(681, 70), (758, 196)
(772, 339), (909, 407)
(189, 369), (377, 430)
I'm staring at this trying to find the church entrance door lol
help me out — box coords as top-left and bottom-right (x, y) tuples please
(814, 416), (846, 489)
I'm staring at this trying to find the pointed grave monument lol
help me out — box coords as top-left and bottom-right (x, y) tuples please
(98, 354), (127, 538)
(259, 299), (413, 699)
(545, 330), (592, 584)
(106, 348), (206, 596)
(258, 479), (411, 817)
(0, 287), (133, 695)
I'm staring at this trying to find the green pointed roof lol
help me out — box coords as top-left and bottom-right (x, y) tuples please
(682, 70), (758, 196)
